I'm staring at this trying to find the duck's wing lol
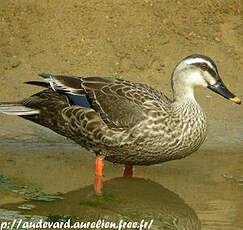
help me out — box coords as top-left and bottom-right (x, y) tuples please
(36, 74), (171, 129)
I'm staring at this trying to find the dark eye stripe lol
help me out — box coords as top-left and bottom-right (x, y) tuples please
(192, 62), (219, 80)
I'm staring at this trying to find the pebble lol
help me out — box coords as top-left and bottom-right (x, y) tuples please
(17, 204), (36, 211)
(223, 173), (233, 179)
(7, 56), (21, 68)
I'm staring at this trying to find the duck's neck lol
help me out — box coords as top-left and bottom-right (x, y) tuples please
(171, 96), (203, 119)
(173, 86), (196, 105)
(171, 88), (203, 119)
(171, 75), (204, 118)
(171, 81), (207, 154)
(171, 71), (197, 104)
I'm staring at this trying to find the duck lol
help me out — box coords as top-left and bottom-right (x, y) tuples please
(0, 54), (241, 193)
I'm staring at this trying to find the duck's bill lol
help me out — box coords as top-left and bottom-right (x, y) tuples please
(207, 79), (241, 104)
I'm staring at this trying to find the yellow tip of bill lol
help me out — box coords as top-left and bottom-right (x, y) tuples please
(230, 97), (241, 104)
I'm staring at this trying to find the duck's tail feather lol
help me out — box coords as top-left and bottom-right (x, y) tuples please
(0, 102), (39, 115)
(24, 81), (49, 88)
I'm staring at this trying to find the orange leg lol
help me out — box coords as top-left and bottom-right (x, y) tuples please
(94, 157), (104, 194)
(123, 164), (133, 177)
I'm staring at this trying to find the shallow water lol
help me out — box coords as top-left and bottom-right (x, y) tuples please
(0, 127), (242, 230)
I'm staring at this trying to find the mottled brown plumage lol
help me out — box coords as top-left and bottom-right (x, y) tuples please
(0, 54), (240, 166)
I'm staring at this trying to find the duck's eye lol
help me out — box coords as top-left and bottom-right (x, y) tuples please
(201, 63), (208, 70)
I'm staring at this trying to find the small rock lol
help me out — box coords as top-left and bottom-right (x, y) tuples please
(132, 53), (148, 70)
(7, 57), (21, 68)
(17, 204), (36, 210)
(152, 60), (165, 71)
(161, 39), (169, 45)
(223, 173), (233, 179)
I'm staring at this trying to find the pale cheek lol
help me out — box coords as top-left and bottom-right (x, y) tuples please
(185, 72), (207, 87)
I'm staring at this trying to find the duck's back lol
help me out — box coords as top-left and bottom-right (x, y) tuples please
(14, 76), (171, 147)
(77, 77), (172, 129)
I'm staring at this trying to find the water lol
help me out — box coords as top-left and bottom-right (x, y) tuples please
(0, 128), (242, 229)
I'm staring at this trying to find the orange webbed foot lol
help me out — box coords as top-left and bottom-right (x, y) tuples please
(123, 164), (133, 177)
(94, 157), (104, 194)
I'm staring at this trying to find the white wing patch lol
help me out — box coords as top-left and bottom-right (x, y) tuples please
(44, 76), (82, 95)
(0, 104), (39, 116)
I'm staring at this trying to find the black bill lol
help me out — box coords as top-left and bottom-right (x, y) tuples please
(207, 79), (241, 104)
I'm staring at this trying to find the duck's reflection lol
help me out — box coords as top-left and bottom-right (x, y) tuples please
(3, 177), (201, 230)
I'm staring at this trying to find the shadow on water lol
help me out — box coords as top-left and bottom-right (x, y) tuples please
(1, 177), (201, 230)
(0, 125), (242, 229)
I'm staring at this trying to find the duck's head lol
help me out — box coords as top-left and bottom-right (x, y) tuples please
(172, 54), (241, 104)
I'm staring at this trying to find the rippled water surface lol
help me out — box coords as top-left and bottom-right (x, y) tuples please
(0, 125), (242, 230)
